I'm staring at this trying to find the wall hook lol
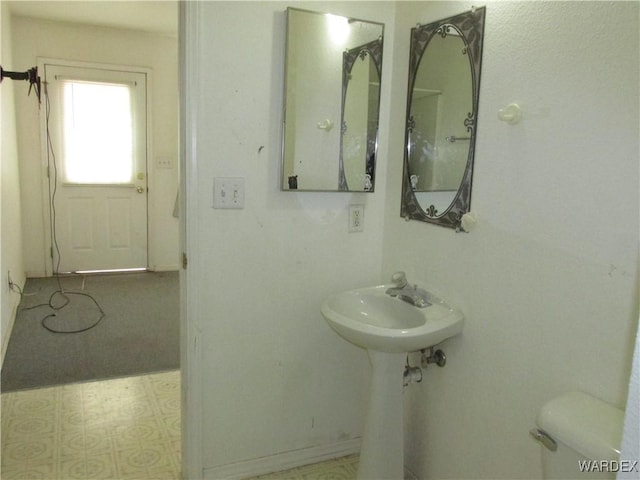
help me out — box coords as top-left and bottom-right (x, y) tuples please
(316, 119), (334, 131)
(498, 103), (521, 124)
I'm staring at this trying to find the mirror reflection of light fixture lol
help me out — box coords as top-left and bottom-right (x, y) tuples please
(326, 14), (350, 45)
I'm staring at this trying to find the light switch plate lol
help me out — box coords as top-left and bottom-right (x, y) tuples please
(213, 177), (245, 209)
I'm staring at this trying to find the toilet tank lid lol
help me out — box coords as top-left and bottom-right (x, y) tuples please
(537, 391), (624, 462)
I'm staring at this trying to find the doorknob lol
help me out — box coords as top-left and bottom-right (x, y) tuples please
(136, 186), (145, 193)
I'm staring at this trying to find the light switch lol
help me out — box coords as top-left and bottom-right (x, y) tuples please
(213, 177), (245, 209)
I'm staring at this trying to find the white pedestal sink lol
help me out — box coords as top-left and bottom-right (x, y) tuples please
(321, 284), (464, 479)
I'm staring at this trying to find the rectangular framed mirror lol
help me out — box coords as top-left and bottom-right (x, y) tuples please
(281, 7), (384, 192)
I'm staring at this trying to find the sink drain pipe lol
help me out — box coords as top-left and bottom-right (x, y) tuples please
(403, 364), (422, 386)
(403, 348), (447, 386)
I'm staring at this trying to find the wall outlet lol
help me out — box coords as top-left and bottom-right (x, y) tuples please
(213, 177), (245, 209)
(349, 205), (364, 233)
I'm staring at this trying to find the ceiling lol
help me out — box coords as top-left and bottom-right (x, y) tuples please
(7, 1), (178, 36)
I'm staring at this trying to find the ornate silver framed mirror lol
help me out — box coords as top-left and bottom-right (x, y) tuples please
(400, 7), (485, 229)
(338, 39), (383, 191)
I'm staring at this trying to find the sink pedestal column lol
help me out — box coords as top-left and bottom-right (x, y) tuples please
(357, 350), (406, 480)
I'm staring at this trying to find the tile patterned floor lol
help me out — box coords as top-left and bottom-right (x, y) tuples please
(1, 370), (181, 480)
(1, 371), (364, 480)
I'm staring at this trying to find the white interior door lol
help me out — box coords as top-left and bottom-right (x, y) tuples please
(43, 62), (148, 273)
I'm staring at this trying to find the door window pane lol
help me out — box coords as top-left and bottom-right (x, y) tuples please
(63, 81), (134, 184)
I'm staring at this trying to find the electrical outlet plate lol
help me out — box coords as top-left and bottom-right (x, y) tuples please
(349, 204), (364, 232)
(213, 177), (245, 209)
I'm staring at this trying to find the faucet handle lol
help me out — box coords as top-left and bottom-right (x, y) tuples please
(391, 271), (408, 288)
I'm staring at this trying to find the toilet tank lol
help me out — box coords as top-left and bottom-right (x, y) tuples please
(533, 391), (624, 480)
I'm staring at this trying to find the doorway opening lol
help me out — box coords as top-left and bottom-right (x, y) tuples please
(41, 60), (150, 274)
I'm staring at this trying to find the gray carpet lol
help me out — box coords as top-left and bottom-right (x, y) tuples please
(1, 271), (179, 392)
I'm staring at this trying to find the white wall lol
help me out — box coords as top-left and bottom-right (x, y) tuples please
(186, 1), (395, 476)
(186, 1), (639, 477)
(383, 2), (639, 478)
(11, 15), (179, 275)
(0, 2), (26, 366)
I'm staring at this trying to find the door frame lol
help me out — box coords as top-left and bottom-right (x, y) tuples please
(38, 57), (153, 276)
(179, 1), (203, 477)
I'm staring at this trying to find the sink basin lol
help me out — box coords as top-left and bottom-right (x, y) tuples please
(321, 283), (464, 478)
(321, 285), (464, 353)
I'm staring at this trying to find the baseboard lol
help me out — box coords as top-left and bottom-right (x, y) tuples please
(1, 289), (21, 370)
(148, 265), (180, 272)
(25, 270), (46, 278)
(203, 438), (361, 479)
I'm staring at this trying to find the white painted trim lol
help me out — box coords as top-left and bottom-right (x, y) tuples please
(203, 439), (361, 480)
(37, 57), (155, 74)
(38, 57), (53, 277)
(179, 2), (203, 479)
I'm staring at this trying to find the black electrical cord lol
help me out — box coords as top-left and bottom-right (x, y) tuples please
(40, 290), (106, 334)
(27, 77), (108, 334)
(21, 286), (106, 334)
(45, 79), (62, 276)
(8, 280), (24, 297)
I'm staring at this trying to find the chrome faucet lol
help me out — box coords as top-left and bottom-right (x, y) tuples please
(385, 271), (431, 308)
